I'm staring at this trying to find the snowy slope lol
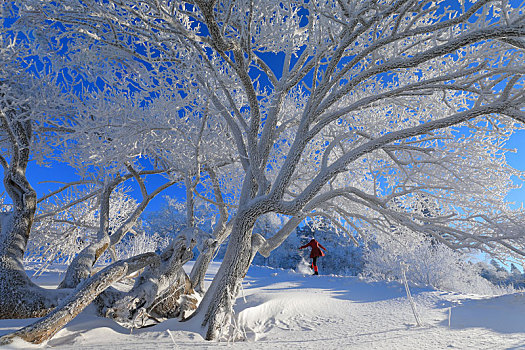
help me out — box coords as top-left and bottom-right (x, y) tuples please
(2, 262), (525, 349)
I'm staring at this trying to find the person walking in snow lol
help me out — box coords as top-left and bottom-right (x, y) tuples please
(299, 238), (327, 275)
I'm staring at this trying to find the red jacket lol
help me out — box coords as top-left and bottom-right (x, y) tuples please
(300, 239), (327, 258)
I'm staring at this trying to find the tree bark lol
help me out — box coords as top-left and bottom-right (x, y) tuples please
(189, 165), (231, 294)
(0, 166), (70, 319)
(189, 221), (233, 294)
(189, 237), (218, 294)
(198, 212), (258, 340)
(58, 238), (110, 289)
(58, 181), (117, 289)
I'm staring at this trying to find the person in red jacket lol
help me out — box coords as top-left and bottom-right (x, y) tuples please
(299, 238), (327, 275)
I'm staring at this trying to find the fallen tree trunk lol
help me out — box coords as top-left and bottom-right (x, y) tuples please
(0, 252), (158, 346)
(101, 228), (199, 327)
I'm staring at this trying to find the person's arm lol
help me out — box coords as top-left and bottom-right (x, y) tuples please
(319, 243), (327, 251)
(300, 241), (314, 249)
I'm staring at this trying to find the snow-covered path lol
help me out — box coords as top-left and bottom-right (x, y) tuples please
(2, 263), (525, 349)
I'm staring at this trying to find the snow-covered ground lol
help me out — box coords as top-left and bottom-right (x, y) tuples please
(2, 262), (525, 349)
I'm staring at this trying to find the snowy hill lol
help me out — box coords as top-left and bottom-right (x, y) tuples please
(2, 262), (525, 349)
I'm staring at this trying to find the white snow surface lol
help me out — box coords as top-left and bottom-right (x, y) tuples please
(2, 262), (525, 349)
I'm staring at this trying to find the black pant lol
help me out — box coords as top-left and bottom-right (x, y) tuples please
(312, 257), (318, 267)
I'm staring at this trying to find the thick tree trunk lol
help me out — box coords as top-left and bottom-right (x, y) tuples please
(0, 258), (67, 319)
(0, 220), (67, 320)
(198, 213), (258, 340)
(0, 171), (69, 319)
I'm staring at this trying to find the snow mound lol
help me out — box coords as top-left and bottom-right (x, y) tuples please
(237, 292), (332, 341)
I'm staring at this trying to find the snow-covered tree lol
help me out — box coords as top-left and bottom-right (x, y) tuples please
(0, 8), (83, 322)
(25, 186), (139, 267)
(0, 5), (208, 342)
(363, 230), (508, 295)
(4, 0), (525, 343)
(163, 0), (525, 339)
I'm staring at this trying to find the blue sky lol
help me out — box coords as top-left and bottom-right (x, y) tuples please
(22, 161), (187, 214)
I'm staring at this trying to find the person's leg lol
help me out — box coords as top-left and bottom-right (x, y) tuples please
(312, 257), (318, 275)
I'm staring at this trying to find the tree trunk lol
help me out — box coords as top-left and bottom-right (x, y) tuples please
(58, 238), (110, 289)
(198, 212), (258, 340)
(58, 181), (117, 289)
(0, 257), (68, 319)
(189, 221), (233, 294)
(147, 270), (197, 321)
(0, 171), (69, 318)
(189, 238), (218, 294)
